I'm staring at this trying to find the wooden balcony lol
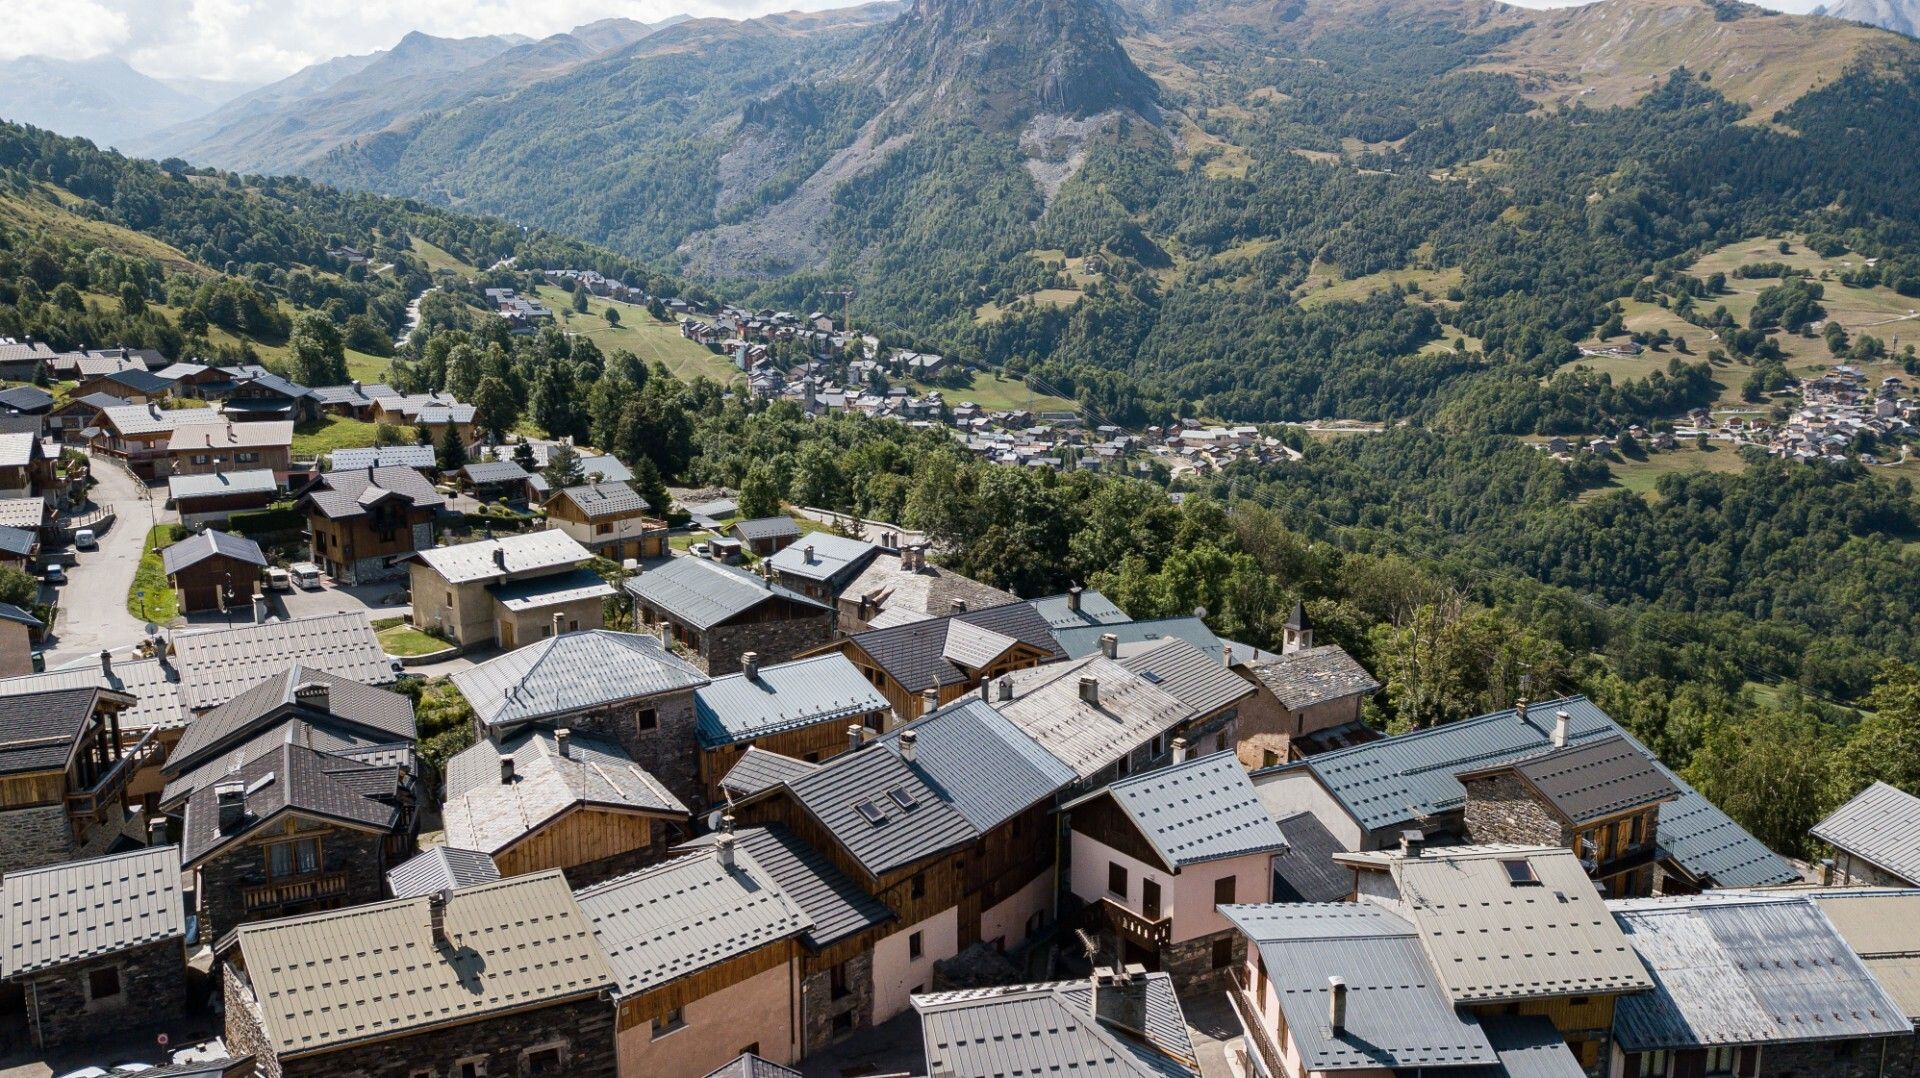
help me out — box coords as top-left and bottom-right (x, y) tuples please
(243, 871), (350, 911)
(1228, 965), (1288, 1078)
(66, 728), (165, 823)
(1100, 896), (1172, 950)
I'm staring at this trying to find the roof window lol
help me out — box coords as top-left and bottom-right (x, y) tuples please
(1501, 859), (1540, 885)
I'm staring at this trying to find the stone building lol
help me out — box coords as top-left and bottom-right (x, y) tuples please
(452, 629), (711, 810)
(299, 465), (444, 585)
(222, 870), (617, 1078)
(409, 530), (609, 649)
(761, 533), (880, 604)
(1233, 604), (1381, 768)
(819, 602), (1064, 726)
(626, 555), (836, 676)
(1, 845), (187, 1052)
(0, 685), (147, 874)
(833, 544), (1019, 634)
(1812, 781), (1920, 888)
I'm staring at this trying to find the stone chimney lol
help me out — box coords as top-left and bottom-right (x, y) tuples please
(1515, 697), (1530, 725)
(147, 816), (168, 847)
(1820, 858), (1835, 886)
(949, 599), (967, 614)
(1067, 586), (1083, 613)
(847, 724), (865, 754)
(499, 754), (516, 784)
(1329, 977), (1348, 1034)
(1401, 829), (1425, 858)
(899, 729), (918, 765)
(215, 781), (246, 833)
(1079, 675), (1099, 706)
(428, 889), (451, 948)
(1553, 709), (1571, 748)
(1098, 633), (1118, 660)
(716, 832), (736, 869)
(1091, 965), (1149, 1040)
(1171, 737), (1189, 764)
(99, 649), (113, 680)
(555, 729), (571, 759)
(742, 651), (760, 680)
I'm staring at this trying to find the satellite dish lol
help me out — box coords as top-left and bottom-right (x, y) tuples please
(1193, 605), (1208, 620)
(706, 808), (726, 831)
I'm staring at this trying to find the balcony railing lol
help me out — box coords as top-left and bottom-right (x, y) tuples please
(66, 727), (165, 822)
(243, 871), (350, 911)
(1228, 965), (1287, 1078)
(1100, 896), (1172, 949)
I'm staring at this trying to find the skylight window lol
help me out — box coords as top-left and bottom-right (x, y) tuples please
(855, 799), (889, 826)
(1501, 859), (1540, 885)
(888, 787), (919, 813)
(1140, 671), (1165, 685)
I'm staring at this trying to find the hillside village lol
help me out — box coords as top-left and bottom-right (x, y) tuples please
(0, 323), (1914, 1078)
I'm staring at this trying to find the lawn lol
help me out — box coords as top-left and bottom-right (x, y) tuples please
(149, 301), (392, 383)
(908, 370), (1076, 413)
(127, 525), (180, 624)
(1296, 265), (1463, 310)
(533, 285), (742, 386)
(408, 235), (472, 274)
(1584, 443), (1751, 501)
(292, 416), (405, 457)
(373, 618), (454, 657)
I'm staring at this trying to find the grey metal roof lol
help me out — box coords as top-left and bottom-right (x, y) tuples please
(453, 630), (708, 730)
(179, 742), (403, 865)
(1027, 590), (1131, 632)
(730, 516), (801, 542)
(386, 846), (503, 899)
(166, 469), (280, 501)
(1055, 616), (1224, 662)
(0, 431), (36, 468)
(677, 824), (893, 950)
(328, 445), (435, 470)
(849, 602), (1064, 695)
(1610, 893), (1915, 1050)
(0, 496), (44, 529)
(1462, 1016), (1589, 1078)
(0, 654), (185, 733)
(1221, 903), (1498, 1071)
(627, 555), (828, 631)
(763, 532), (877, 583)
(575, 454), (633, 484)
(0, 526), (36, 558)
(914, 973), (1199, 1078)
(459, 460), (531, 484)
(1071, 751), (1287, 869)
(443, 728), (686, 856)
(1812, 782), (1920, 885)
(574, 845), (811, 999)
(941, 620), (1020, 670)
(702, 1054), (801, 1078)
(1117, 636), (1255, 717)
(168, 664), (415, 780)
(695, 653), (889, 749)
(485, 566), (615, 613)
(159, 529), (266, 576)
(1463, 735), (1680, 826)
(1263, 695), (1796, 888)
(414, 531), (592, 585)
(1271, 811), (1352, 903)
(172, 612), (397, 711)
(780, 741), (980, 879)
(0, 599), (38, 625)
(2, 846), (185, 976)
(719, 747), (820, 799)
(1246, 645), (1380, 711)
(877, 699), (1076, 831)
(0, 386), (54, 413)
(554, 481), (649, 519)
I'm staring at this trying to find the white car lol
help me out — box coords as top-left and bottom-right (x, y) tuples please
(264, 567), (292, 592)
(690, 542), (711, 559)
(73, 528), (97, 550)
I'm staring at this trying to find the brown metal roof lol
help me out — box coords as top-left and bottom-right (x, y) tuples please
(1461, 735), (1680, 826)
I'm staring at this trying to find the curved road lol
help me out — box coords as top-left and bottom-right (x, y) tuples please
(43, 457), (161, 667)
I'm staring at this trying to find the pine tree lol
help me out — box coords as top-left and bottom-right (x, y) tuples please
(437, 424), (468, 472)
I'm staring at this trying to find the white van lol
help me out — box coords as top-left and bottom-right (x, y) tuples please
(265, 567), (292, 592)
(289, 563), (323, 590)
(73, 528), (97, 550)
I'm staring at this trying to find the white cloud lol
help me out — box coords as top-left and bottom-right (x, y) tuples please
(0, 0), (131, 61)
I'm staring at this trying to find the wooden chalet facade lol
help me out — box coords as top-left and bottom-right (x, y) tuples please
(0, 686), (155, 875)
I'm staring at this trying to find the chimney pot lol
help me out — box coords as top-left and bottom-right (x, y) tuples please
(493, 547), (507, 571)
(949, 599), (966, 614)
(1329, 976), (1349, 1033)
(1079, 675), (1100, 706)
(742, 652), (760, 680)
(847, 724), (865, 753)
(921, 686), (940, 714)
(716, 833), (736, 869)
(1067, 586), (1082, 613)
(555, 729), (571, 759)
(899, 729), (918, 764)
(1515, 697), (1530, 724)
(804, 543), (815, 563)
(721, 812), (736, 834)
(428, 889), (451, 947)
(1223, 644), (1233, 667)
(1171, 737), (1189, 764)
(1098, 633), (1118, 660)
(499, 754), (515, 784)
(1401, 829), (1425, 858)
(1553, 709), (1571, 748)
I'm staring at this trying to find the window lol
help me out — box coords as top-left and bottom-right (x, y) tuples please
(910, 872), (926, 899)
(1108, 863), (1128, 897)
(1215, 730), (1228, 751)
(191, 454), (209, 465)
(1261, 750), (1280, 768)
(446, 591), (453, 607)
(237, 452), (259, 463)
(830, 961), (852, 1000)
(87, 966), (122, 1000)
(1705, 1047), (1737, 1075)
(456, 1059), (488, 1078)
(1214, 875), (1237, 906)
(651, 1009), (685, 1039)
(521, 1045), (566, 1076)
(1637, 1049), (1670, 1078)
(266, 838), (321, 880)
(1500, 859), (1540, 885)
(1150, 734), (1165, 757)
(908, 931), (923, 960)
(832, 1012), (856, 1037)
(1629, 813), (1646, 848)
(1211, 937), (1234, 970)
(637, 708), (658, 732)
(596, 521), (614, 535)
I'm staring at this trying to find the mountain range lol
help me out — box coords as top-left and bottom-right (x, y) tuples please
(1816, 0), (1920, 36)
(0, 56), (256, 150)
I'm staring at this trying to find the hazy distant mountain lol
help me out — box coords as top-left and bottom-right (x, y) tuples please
(1816, 0), (1920, 36)
(148, 19), (672, 172)
(0, 56), (255, 150)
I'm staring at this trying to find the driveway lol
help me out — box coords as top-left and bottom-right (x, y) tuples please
(42, 457), (162, 666)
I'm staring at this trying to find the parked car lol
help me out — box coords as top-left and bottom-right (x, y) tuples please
(265, 567), (292, 592)
(690, 542), (711, 559)
(290, 563), (323, 590)
(42, 564), (66, 586)
(73, 528), (97, 550)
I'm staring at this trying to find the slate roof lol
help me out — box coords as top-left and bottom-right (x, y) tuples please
(914, 973), (1199, 1078)
(1117, 636), (1255, 717)
(166, 469), (279, 501)
(0, 654), (185, 734)
(89, 368), (171, 394)
(1270, 811), (1352, 903)
(1338, 844), (1653, 1004)
(730, 516), (801, 542)
(328, 445), (435, 470)
(1259, 695), (1796, 888)
(575, 844), (811, 999)
(1812, 782), (1920, 886)
(453, 630), (707, 730)
(159, 529), (266, 577)
(0, 431), (36, 468)
(553, 481), (649, 519)
(848, 602), (1064, 695)
(842, 552), (1019, 623)
(459, 460), (531, 485)
(1610, 893), (1915, 1050)
(1808, 889), (1920, 1019)
(778, 741), (978, 878)
(233, 870), (612, 1057)
(1028, 589), (1132, 632)
(677, 824), (893, 950)
(626, 556), (828, 631)
(0, 686), (127, 775)
(167, 665), (415, 778)
(171, 612), (396, 711)
(877, 699), (1076, 831)
(442, 729), (686, 857)
(1070, 751), (1287, 869)
(1246, 645), (1380, 711)
(412, 530), (589, 584)
(385, 846), (503, 899)
(695, 653), (890, 749)
(703, 1054), (802, 1078)
(301, 465), (444, 519)
(486, 566), (615, 613)
(179, 742), (403, 865)
(719, 747), (820, 800)
(1055, 616), (1224, 662)
(161, 723), (414, 812)
(1461, 735), (1680, 826)
(2, 846), (184, 976)
(763, 532), (877, 584)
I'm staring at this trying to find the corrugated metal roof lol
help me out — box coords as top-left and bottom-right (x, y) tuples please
(1116, 636), (1254, 718)
(1347, 844), (1653, 1003)
(172, 613), (396, 711)
(677, 824), (894, 950)
(1055, 617), (1222, 662)
(992, 656), (1193, 780)
(2, 846), (184, 976)
(1074, 751), (1286, 869)
(443, 728), (686, 856)
(453, 630), (708, 730)
(1221, 902), (1499, 1072)
(626, 556), (827, 631)
(1245, 645), (1380, 711)
(1027, 590), (1131, 632)
(485, 566), (614, 612)
(385, 846), (502, 899)
(1464, 735), (1680, 826)
(719, 747), (820, 799)
(1271, 811), (1354, 903)
(413, 530), (589, 584)
(782, 742), (979, 879)
(0, 497), (44, 530)
(166, 469), (279, 501)
(1812, 782), (1920, 885)
(695, 653), (890, 749)
(235, 870), (613, 1057)
(1266, 695), (1796, 888)
(1808, 890), (1920, 1018)
(877, 699), (1076, 831)
(730, 516), (801, 542)
(160, 529), (266, 576)
(575, 845), (811, 998)
(0, 654), (185, 733)
(763, 533), (877, 583)
(1611, 893), (1914, 1050)
(914, 973), (1198, 1078)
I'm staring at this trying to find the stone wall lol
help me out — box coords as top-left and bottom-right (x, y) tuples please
(1835, 852), (1916, 888)
(704, 613), (836, 677)
(223, 962), (282, 1078)
(25, 938), (186, 1050)
(1160, 929), (1242, 994)
(1461, 773), (1572, 848)
(197, 825), (389, 941)
(1762, 1036), (1914, 1078)
(563, 689), (703, 812)
(801, 951), (875, 1056)
(0, 804), (75, 875)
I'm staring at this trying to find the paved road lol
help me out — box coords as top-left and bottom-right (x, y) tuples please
(43, 458), (162, 667)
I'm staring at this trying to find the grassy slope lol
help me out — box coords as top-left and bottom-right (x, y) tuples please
(127, 526), (179, 623)
(530, 284), (742, 386)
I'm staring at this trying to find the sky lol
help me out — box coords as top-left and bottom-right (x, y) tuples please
(0, 0), (1824, 85)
